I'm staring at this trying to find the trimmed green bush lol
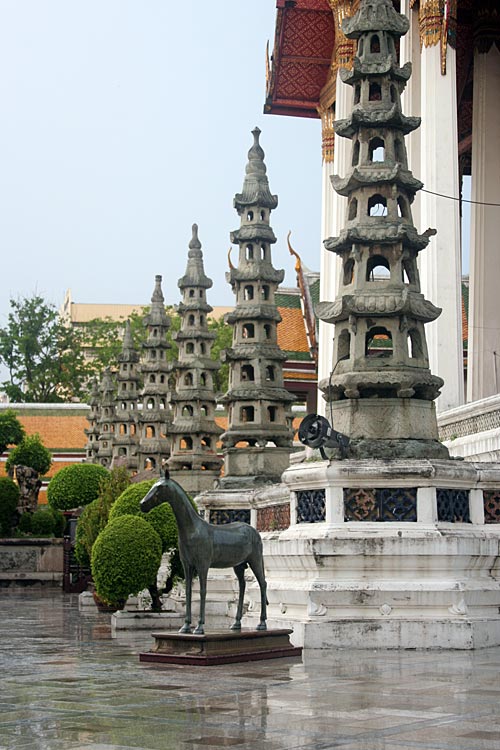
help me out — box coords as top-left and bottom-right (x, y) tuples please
(5, 434), (52, 476)
(47, 463), (109, 511)
(31, 508), (56, 536)
(74, 466), (130, 566)
(18, 512), (32, 533)
(50, 508), (66, 537)
(91, 514), (162, 605)
(0, 476), (20, 536)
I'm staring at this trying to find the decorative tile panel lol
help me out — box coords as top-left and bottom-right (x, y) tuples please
(257, 504), (290, 532)
(296, 489), (326, 523)
(436, 489), (471, 523)
(344, 488), (417, 522)
(483, 490), (500, 524)
(209, 509), (251, 525)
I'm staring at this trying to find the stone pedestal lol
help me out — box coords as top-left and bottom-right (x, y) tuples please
(139, 628), (301, 666)
(241, 458), (500, 649)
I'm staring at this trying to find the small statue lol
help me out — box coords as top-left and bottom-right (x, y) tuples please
(14, 464), (42, 515)
(141, 472), (268, 635)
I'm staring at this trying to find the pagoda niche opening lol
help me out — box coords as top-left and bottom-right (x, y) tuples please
(365, 326), (393, 357)
(201, 436), (211, 448)
(348, 198), (358, 221)
(397, 196), (409, 219)
(261, 285), (270, 300)
(240, 405), (255, 423)
(369, 137), (385, 162)
(265, 366), (275, 381)
(354, 84), (361, 105)
(394, 138), (405, 164)
(188, 314), (195, 326)
(244, 285), (254, 301)
(264, 324), (271, 339)
(246, 244), (254, 260)
(369, 82), (382, 101)
(338, 329), (351, 360)
(268, 406), (277, 422)
(189, 289), (195, 298)
(368, 194), (387, 216)
(241, 364), (255, 381)
(182, 405), (194, 417)
(200, 342), (206, 354)
(344, 258), (355, 285)
(247, 210), (254, 221)
(200, 372), (207, 386)
(186, 342), (195, 354)
(184, 373), (193, 386)
(352, 140), (360, 166)
(408, 329), (424, 359)
(242, 323), (255, 339)
(180, 437), (193, 450)
(367, 254), (390, 280)
(146, 426), (156, 438)
(370, 34), (380, 53)
(260, 245), (267, 260)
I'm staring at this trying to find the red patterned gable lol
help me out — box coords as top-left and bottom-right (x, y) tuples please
(265, 0), (335, 118)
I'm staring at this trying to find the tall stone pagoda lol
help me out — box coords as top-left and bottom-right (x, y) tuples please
(84, 377), (101, 463)
(136, 275), (173, 473)
(316, 0), (448, 459)
(96, 367), (116, 467)
(111, 320), (141, 470)
(167, 224), (223, 492)
(220, 127), (294, 485)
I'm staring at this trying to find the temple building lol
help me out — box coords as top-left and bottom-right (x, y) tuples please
(220, 128), (295, 486)
(136, 275), (173, 473)
(265, 0), (500, 413)
(111, 321), (141, 471)
(168, 224), (223, 492)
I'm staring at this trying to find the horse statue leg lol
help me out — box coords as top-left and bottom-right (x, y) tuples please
(230, 563), (247, 631)
(194, 565), (208, 635)
(249, 554), (268, 631)
(179, 564), (194, 634)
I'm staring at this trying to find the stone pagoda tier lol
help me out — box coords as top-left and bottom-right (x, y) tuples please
(96, 367), (116, 467)
(220, 127), (294, 486)
(84, 377), (101, 463)
(167, 224), (223, 492)
(111, 320), (141, 471)
(316, 0), (448, 459)
(137, 275), (173, 473)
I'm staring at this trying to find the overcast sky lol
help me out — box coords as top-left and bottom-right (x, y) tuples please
(0, 1), (323, 325)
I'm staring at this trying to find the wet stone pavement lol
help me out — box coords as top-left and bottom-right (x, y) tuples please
(1, 591), (500, 750)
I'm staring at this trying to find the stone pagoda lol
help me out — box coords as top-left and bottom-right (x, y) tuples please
(220, 127), (294, 486)
(167, 224), (223, 493)
(96, 367), (116, 468)
(315, 0), (448, 460)
(84, 377), (101, 463)
(111, 320), (141, 471)
(136, 275), (173, 473)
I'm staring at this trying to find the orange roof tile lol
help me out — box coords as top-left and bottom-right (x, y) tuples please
(277, 307), (309, 353)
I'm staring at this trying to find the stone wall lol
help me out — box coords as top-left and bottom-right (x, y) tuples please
(0, 539), (63, 587)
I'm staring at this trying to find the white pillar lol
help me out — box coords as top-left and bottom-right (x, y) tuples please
(400, 1), (421, 229)
(467, 45), (500, 402)
(419, 43), (464, 411)
(318, 75), (350, 415)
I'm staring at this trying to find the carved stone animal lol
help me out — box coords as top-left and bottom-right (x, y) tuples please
(141, 475), (267, 635)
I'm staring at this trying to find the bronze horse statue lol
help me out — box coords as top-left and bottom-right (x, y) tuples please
(141, 474), (267, 635)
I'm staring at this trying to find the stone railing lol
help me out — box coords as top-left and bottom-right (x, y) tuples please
(438, 394), (500, 461)
(0, 538), (63, 586)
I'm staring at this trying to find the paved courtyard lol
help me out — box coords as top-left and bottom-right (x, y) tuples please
(1, 589), (500, 750)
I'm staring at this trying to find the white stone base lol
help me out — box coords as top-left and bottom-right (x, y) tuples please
(111, 610), (184, 632)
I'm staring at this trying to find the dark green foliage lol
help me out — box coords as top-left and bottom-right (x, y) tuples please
(0, 410), (25, 456)
(0, 476), (20, 536)
(18, 512), (32, 533)
(47, 463), (109, 511)
(109, 480), (182, 553)
(5, 434), (52, 476)
(50, 508), (66, 537)
(74, 466), (130, 566)
(31, 508), (56, 536)
(91, 515), (162, 605)
(0, 294), (90, 402)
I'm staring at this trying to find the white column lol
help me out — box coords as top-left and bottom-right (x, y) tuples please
(400, 1), (421, 229)
(419, 43), (464, 411)
(467, 46), (500, 402)
(318, 76), (350, 416)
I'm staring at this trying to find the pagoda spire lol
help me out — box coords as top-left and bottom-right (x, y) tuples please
(112, 320), (141, 471)
(316, 0), (448, 459)
(167, 224), (223, 491)
(220, 128), (294, 487)
(136, 275), (173, 473)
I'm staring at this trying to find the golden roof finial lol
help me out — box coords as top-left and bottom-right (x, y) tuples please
(287, 231), (302, 273)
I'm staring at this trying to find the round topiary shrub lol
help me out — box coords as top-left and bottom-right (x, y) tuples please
(31, 508), (56, 537)
(0, 476), (20, 536)
(47, 464), (109, 511)
(50, 508), (66, 537)
(91, 514), (162, 606)
(5, 434), (52, 476)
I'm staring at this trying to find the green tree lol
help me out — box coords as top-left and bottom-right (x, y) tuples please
(0, 295), (90, 402)
(0, 409), (25, 455)
(208, 315), (233, 394)
(47, 463), (109, 511)
(5, 434), (52, 476)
